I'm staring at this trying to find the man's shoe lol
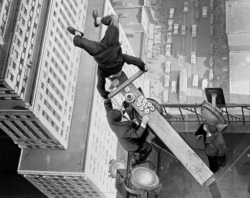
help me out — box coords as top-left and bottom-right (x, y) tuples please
(92, 10), (100, 27)
(67, 27), (84, 37)
(138, 144), (152, 162)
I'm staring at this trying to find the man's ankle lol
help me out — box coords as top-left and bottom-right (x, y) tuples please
(96, 17), (101, 25)
(75, 30), (82, 36)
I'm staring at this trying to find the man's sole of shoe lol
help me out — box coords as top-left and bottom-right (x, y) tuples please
(92, 10), (100, 27)
(67, 27), (84, 37)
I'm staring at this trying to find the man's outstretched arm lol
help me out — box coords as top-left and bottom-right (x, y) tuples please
(97, 69), (110, 99)
(104, 98), (113, 113)
(123, 54), (148, 72)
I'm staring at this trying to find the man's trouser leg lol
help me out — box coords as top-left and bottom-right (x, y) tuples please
(72, 14), (119, 55)
(73, 35), (105, 56)
(100, 14), (120, 47)
(137, 142), (152, 162)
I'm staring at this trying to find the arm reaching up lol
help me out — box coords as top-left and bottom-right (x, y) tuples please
(123, 54), (148, 72)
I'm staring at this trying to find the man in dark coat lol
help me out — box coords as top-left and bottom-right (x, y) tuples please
(67, 10), (147, 99)
(104, 98), (152, 162)
(195, 102), (227, 172)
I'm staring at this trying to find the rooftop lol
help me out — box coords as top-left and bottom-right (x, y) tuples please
(226, 1), (250, 33)
(229, 51), (250, 103)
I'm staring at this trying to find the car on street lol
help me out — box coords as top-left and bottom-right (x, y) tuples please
(192, 74), (199, 87)
(167, 38), (172, 44)
(171, 81), (177, 93)
(166, 44), (171, 56)
(169, 8), (175, 18)
(173, 23), (179, 35)
(163, 90), (169, 103)
(181, 25), (186, 36)
(165, 61), (171, 73)
(168, 19), (173, 31)
(164, 75), (170, 87)
(210, 43), (213, 54)
(209, 56), (214, 66)
(209, 68), (213, 80)
(194, 0), (198, 8)
(166, 32), (172, 39)
(210, 26), (213, 36)
(210, 14), (213, 24)
(192, 24), (197, 37)
(183, 1), (189, 13)
(210, 0), (214, 9)
(202, 6), (208, 18)
(191, 51), (196, 64)
(202, 79), (208, 90)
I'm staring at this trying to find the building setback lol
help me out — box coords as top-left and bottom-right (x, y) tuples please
(226, 0), (250, 51)
(0, 0), (86, 149)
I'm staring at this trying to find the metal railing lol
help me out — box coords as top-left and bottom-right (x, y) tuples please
(161, 103), (250, 124)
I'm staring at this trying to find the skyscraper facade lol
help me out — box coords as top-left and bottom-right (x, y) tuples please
(18, 0), (145, 197)
(0, 0), (87, 149)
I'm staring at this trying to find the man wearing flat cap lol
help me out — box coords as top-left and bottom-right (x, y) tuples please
(104, 99), (152, 163)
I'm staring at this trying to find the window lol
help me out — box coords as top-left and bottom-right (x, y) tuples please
(12, 62), (16, 69)
(23, 8), (27, 15)
(19, 28), (23, 36)
(14, 50), (18, 58)
(9, 73), (14, 81)
(21, 17), (25, 25)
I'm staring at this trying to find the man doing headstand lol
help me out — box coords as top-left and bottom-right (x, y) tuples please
(67, 10), (147, 99)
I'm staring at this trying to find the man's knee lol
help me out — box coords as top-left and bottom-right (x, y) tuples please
(109, 14), (119, 25)
(73, 35), (82, 46)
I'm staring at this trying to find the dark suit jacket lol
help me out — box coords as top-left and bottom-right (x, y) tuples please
(95, 45), (145, 98)
(104, 100), (148, 152)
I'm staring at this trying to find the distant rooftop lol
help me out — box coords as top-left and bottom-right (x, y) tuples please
(111, 0), (145, 7)
(226, 1), (250, 33)
(229, 51), (250, 103)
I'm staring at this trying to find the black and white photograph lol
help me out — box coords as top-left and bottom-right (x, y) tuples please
(0, 0), (250, 197)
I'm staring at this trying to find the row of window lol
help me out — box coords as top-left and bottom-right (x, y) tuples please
(59, 9), (70, 28)
(49, 67), (65, 91)
(44, 99), (61, 122)
(8, 0), (41, 93)
(55, 26), (71, 53)
(64, 0), (77, 17)
(45, 88), (63, 111)
(52, 46), (69, 72)
(54, 36), (70, 62)
(61, 0), (76, 25)
(42, 110), (59, 132)
(50, 58), (67, 80)
(47, 78), (64, 101)
(0, 0), (11, 34)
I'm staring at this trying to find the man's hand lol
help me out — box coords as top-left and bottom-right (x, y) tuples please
(103, 97), (111, 103)
(141, 114), (150, 128)
(142, 64), (148, 72)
